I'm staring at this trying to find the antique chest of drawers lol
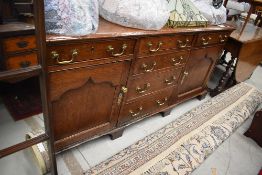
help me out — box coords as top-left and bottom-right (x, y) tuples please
(1, 34), (38, 70)
(46, 20), (234, 151)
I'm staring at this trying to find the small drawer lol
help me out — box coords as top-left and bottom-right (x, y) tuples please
(118, 87), (174, 125)
(3, 35), (36, 53)
(133, 51), (189, 75)
(47, 39), (136, 66)
(138, 35), (193, 57)
(126, 67), (182, 101)
(5, 52), (38, 70)
(195, 32), (230, 47)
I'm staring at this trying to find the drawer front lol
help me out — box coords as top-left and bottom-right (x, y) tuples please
(5, 53), (38, 70)
(133, 51), (189, 75)
(195, 32), (230, 47)
(127, 67), (182, 101)
(47, 39), (136, 66)
(138, 35), (193, 56)
(118, 87), (174, 125)
(3, 35), (36, 53)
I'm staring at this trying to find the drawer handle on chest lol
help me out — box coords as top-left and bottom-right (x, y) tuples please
(51, 49), (78, 65)
(181, 71), (189, 85)
(136, 83), (151, 94)
(147, 41), (163, 52)
(219, 35), (228, 43)
(165, 76), (176, 85)
(177, 39), (189, 48)
(156, 97), (168, 106)
(16, 41), (29, 48)
(19, 61), (31, 68)
(172, 56), (183, 66)
(107, 44), (127, 57)
(141, 61), (157, 72)
(201, 37), (212, 46)
(129, 106), (143, 117)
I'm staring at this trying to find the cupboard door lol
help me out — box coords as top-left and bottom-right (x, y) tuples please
(48, 62), (129, 146)
(178, 46), (222, 99)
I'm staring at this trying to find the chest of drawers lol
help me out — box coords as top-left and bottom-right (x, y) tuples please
(1, 35), (38, 70)
(46, 20), (234, 151)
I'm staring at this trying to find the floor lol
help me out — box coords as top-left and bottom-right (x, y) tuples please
(0, 65), (261, 175)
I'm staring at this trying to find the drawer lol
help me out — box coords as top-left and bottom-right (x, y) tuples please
(195, 32), (230, 47)
(126, 67), (182, 101)
(138, 35), (193, 57)
(3, 35), (36, 53)
(133, 51), (189, 75)
(47, 39), (136, 66)
(5, 52), (38, 70)
(118, 87), (174, 125)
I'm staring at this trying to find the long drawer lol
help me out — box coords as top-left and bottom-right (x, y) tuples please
(47, 39), (136, 67)
(132, 51), (189, 75)
(126, 67), (182, 101)
(2, 35), (36, 53)
(138, 35), (193, 57)
(118, 87), (174, 125)
(194, 32), (230, 47)
(5, 52), (38, 70)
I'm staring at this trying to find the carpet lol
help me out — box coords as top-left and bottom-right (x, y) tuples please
(85, 83), (262, 175)
(0, 78), (42, 121)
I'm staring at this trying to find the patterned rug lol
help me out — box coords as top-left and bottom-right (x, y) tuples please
(85, 83), (262, 175)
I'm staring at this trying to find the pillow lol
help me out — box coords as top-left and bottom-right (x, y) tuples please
(99, 0), (170, 30)
(45, 0), (99, 36)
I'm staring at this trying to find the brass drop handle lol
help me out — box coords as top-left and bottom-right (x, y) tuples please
(117, 86), (128, 105)
(129, 106), (143, 117)
(181, 71), (189, 85)
(177, 39), (189, 48)
(156, 97), (168, 106)
(165, 76), (176, 85)
(141, 61), (157, 72)
(136, 83), (151, 94)
(172, 56), (184, 66)
(51, 49), (78, 65)
(147, 41), (163, 52)
(219, 35), (228, 43)
(107, 44), (127, 57)
(201, 36), (212, 46)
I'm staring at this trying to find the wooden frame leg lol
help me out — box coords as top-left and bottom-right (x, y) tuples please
(109, 129), (124, 140)
(161, 109), (172, 117)
(210, 56), (236, 97)
(219, 50), (228, 66)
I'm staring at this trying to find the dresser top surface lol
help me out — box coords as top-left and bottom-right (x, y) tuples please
(46, 19), (235, 43)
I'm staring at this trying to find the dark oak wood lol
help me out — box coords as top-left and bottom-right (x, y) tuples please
(178, 46), (223, 101)
(2, 35), (36, 53)
(126, 67), (182, 102)
(33, 0), (58, 174)
(44, 20), (234, 152)
(161, 109), (172, 117)
(0, 134), (49, 158)
(132, 51), (189, 76)
(212, 21), (262, 96)
(118, 87), (173, 126)
(0, 65), (41, 81)
(109, 129), (124, 140)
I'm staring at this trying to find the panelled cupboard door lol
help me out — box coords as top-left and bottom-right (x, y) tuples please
(48, 62), (130, 142)
(178, 46), (223, 98)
